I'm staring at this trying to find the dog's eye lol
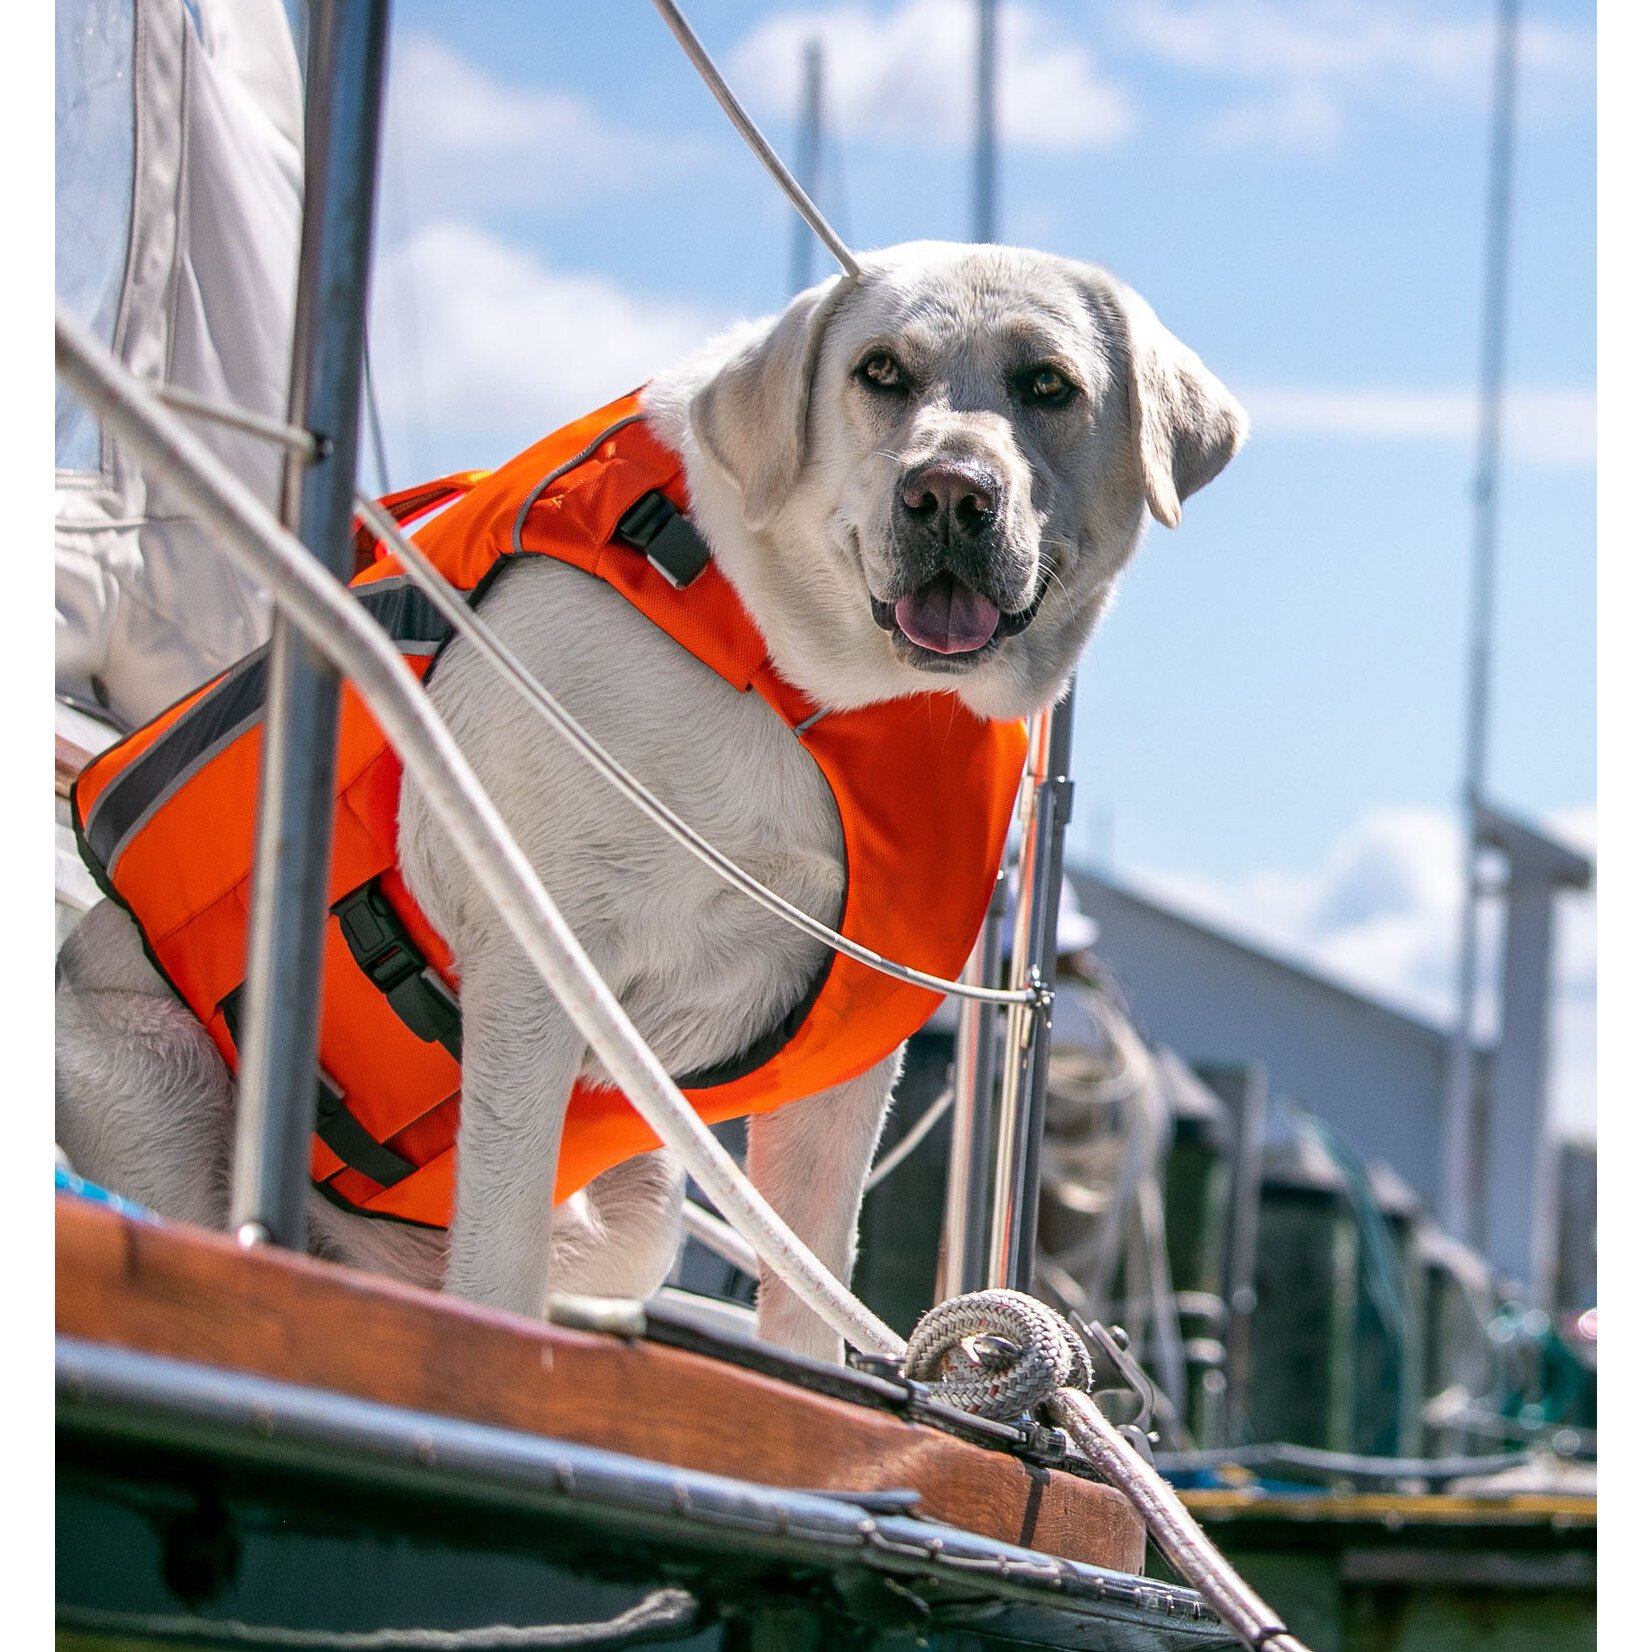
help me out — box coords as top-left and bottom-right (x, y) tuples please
(857, 352), (907, 393)
(1018, 365), (1076, 406)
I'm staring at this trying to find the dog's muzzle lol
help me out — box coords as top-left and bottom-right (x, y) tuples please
(878, 458), (1048, 660)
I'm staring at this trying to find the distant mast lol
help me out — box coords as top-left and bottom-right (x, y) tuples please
(790, 39), (825, 293)
(973, 0), (998, 241)
(1441, 0), (1521, 1247)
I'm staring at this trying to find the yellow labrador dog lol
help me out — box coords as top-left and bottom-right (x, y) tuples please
(56, 242), (1245, 1361)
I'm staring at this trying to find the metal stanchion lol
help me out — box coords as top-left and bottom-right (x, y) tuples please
(992, 691), (1076, 1293)
(229, 0), (392, 1249)
(938, 873), (1008, 1301)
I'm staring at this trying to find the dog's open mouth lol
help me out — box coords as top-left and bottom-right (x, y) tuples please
(883, 573), (1001, 655)
(871, 570), (1048, 663)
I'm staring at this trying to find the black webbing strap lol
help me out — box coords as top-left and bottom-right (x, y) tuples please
(218, 987), (416, 1190)
(614, 489), (711, 589)
(331, 880), (463, 1060)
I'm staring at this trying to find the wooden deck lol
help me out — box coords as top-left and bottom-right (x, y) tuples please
(55, 1196), (1146, 1574)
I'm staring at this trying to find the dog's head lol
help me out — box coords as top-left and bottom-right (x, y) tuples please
(659, 241), (1245, 721)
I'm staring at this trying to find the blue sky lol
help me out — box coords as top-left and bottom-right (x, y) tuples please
(366, 0), (1595, 1134)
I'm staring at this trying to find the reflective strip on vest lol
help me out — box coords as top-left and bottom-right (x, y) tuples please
(81, 576), (452, 876)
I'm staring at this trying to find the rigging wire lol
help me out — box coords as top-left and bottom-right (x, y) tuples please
(132, 376), (1036, 1009)
(354, 493), (1036, 1010)
(865, 1085), (955, 1191)
(361, 334), (393, 497)
(152, 382), (319, 461)
(788, 39), (825, 295)
(649, 0), (862, 282)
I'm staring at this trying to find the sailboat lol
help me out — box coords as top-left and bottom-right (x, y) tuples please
(55, 4), (1593, 1650)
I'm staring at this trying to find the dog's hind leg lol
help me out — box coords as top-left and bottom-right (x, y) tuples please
(744, 1049), (902, 1364)
(55, 901), (235, 1230)
(544, 1150), (685, 1306)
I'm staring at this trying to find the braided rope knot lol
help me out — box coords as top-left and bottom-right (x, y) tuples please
(903, 1290), (1093, 1422)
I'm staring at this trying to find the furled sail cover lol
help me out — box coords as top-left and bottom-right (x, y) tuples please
(55, 0), (304, 731)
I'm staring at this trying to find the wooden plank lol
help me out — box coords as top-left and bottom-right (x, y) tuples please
(56, 733), (91, 800)
(56, 1197), (1145, 1571)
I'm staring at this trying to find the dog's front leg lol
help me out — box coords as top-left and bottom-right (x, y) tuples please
(444, 948), (584, 1318)
(744, 1050), (902, 1364)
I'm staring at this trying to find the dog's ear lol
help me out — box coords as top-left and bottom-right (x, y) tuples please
(1110, 282), (1248, 529)
(689, 275), (850, 531)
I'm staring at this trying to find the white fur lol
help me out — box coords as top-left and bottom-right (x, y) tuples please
(55, 243), (1245, 1357)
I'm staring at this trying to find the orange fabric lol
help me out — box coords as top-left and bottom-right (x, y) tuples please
(350, 470), (492, 576)
(72, 391), (1028, 1227)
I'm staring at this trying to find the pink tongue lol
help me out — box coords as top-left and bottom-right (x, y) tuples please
(893, 574), (1001, 655)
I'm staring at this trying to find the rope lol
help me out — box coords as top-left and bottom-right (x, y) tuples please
(56, 1590), (699, 1649)
(904, 1289), (1090, 1422)
(903, 1291), (1312, 1651)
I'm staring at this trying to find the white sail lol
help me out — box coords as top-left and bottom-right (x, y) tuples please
(55, 0), (303, 732)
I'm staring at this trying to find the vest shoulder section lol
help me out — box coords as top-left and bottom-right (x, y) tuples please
(369, 395), (774, 699)
(399, 391), (669, 592)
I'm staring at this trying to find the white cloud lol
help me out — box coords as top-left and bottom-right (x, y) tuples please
(1132, 802), (1596, 1139)
(1117, 0), (1594, 152)
(730, 0), (1134, 151)
(1234, 384), (1595, 471)
(1202, 81), (1342, 152)
(378, 34), (693, 225)
(367, 221), (731, 475)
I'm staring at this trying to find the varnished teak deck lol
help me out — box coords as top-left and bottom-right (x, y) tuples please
(55, 1197), (1145, 1572)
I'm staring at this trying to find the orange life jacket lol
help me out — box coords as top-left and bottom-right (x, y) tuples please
(71, 390), (1028, 1227)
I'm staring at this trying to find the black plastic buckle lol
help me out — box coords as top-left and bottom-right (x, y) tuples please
(332, 881), (462, 1058)
(335, 882), (420, 992)
(615, 490), (711, 589)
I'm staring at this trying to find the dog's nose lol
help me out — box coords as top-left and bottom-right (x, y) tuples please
(899, 461), (999, 538)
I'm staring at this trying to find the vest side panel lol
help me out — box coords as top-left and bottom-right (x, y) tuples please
(70, 669), (225, 828)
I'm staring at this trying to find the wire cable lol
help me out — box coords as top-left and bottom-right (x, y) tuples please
(865, 1085), (954, 1191)
(649, 0), (861, 281)
(104, 373), (1037, 1012)
(354, 494), (1036, 1010)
